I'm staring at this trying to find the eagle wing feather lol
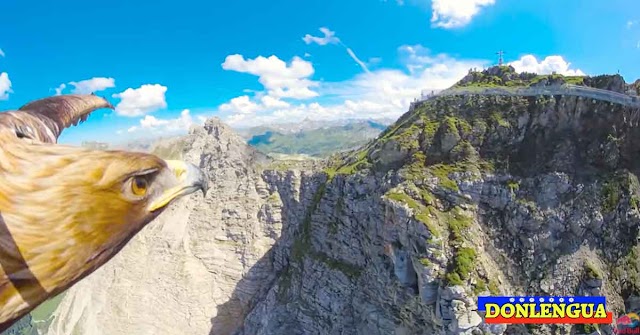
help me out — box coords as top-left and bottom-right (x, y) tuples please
(0, 94), (114, 143)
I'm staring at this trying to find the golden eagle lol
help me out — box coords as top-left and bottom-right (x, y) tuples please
(0, 94), (208, 331)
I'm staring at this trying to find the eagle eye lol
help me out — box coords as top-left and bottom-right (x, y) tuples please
(131, 176), (149, 196)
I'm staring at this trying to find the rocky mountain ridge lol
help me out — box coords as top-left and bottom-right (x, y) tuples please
(37, 68), (640, 335)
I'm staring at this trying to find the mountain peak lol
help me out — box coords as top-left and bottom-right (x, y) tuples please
(455, 65), (636, 94)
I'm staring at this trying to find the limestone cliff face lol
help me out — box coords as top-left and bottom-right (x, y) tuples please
(50, 70), (640, 335)
(237, 92), (640, 335)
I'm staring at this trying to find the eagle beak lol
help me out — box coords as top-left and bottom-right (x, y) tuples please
(147, 160), (209, 212)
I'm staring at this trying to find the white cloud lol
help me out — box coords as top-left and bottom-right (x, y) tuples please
(346, 48), (370, 73)
(68, 77), (115, 94)
(127, 109), (195, 134)
(54, 83), (66, 96)
(0, 72), (12, 100)
(0, 49), (5, 57)
(219, 95), (261, 114)
(302, 27), (374, 74)
(217, 45), (487, 128)
(53, 77), (115, 95)
(112, 84), (168, 117)
(261, 95), (290, 108)
(628, 20), (638, 29)
(222, 54), (318, 99)
(431, 0), (495, 29)
(509, 55), (585, 76)
(303, 27), (341, 46)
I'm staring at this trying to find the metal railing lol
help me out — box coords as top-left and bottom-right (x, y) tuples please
(417, 84), (640, 108)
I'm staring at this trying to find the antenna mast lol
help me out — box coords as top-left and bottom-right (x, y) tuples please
(496, 50), (505, 66)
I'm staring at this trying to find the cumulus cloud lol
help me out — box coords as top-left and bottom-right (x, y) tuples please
(430, 0), (495, 29)
(53, 77), (115, 95)
(127, 109), (195, 134)
(303, 27), (340, 46)
(509, 55), (585, 76)
(399, 44), (449, 74)
(218, 95), (262, 115)
(0, 72), (12, 100)
(261, 95), (290, 108)
(0, 49), (5, 57)
(222, 54), (318, 99)
(112, 84), (168, 117)
(68, 77), (115, 94)
(217, 45), (487, 127)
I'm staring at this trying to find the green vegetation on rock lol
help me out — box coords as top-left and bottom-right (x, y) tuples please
(600, 172), (640, 214)
(445, 209), (473, 245)
(584, 261), (602, 280)
(446, 247), (476, 285)
(611, 246), (640, 295)
(267, 192), (281, 204)
(601, 179), (621, 213)
(454, 66), (586, 89)
(576, 324), (598, 334)
(473, 278), (487, 294)
(428, 164), (462, 192)
(446, 272), (464, 286)
(335, 150), (370, 175)
(564, 76), (585, 85)
(488, 279), (500, 295)
(489, 112), (511, 128)
(507, 180), (520, 194)
(386, 190), (441, 238)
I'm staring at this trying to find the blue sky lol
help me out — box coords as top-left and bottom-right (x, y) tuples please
(0, 0), (639, 144)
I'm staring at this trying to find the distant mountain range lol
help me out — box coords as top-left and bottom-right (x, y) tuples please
(236, 118), (394, 157)
(91, 118), (393, 158)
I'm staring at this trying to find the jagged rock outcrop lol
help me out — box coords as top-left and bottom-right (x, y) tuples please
(49, 71), (640, 335)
